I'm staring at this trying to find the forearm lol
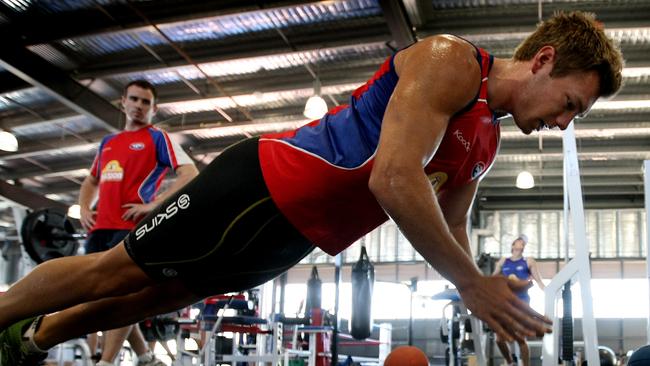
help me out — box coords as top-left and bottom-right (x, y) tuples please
(78, 178), (97, 210)
(371, 172), (482, 290)
(152, 165), (198, 204)
(449, 223), (472, 258)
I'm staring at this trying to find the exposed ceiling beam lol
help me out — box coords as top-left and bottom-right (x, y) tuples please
(0, 40), (122, 132)
(418, 1), (650, 35)
(0, 0), (316, 46)
(481, 175), (642, 188)
(0, 71), (31, 95)
(76, 25), (390, 78)
(477, 197), (645, 211)
(0, 180), (68, 210)
(379, 0), (416, 49)
(485, 166), (643, 178)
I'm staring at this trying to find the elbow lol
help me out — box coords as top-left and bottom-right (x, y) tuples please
(368, 166), (411, 208)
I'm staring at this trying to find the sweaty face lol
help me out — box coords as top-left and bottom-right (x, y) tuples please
(513, 70), (600, 135)
(121, 85), (156, 125)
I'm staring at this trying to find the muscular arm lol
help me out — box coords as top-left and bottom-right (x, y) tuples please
(492, 257), (506, 276)
(438, 179), (479, 258)
(369, 36), (482, 290)
(368, 35), (549, 341)
(528, 258), (546, 290)
(78, 174), (99, 231)
(151, 164), (199, 204)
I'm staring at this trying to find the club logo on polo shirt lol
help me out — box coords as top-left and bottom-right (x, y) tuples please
(101, 160), (124, 182)
(129, 142), (145, 151)
(471, 162), (485, 180)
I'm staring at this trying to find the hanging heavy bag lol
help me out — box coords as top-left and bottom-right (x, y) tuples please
(350, 246), (374, 339)
(305, 265), (322, 313)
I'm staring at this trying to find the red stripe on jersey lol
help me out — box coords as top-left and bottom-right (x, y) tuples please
(351, 56), (393, 100)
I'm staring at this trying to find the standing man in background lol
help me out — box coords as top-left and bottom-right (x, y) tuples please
(492, 234), (546, 366)
(79, 79), (198, 366)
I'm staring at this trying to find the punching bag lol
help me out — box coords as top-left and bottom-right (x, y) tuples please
(350, 246), (374, 339)
(306, 265), (322, 313)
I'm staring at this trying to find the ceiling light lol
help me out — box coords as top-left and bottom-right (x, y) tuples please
(67, 204), (81, 219)
(303, 80), (328, 120)
(516, 170), (535, 189)
(303, 95), (328, 120)
(0, 131), (18, 152)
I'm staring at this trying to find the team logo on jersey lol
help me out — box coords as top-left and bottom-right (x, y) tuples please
(471, 162), (486, 180)
(453, 129), (471, 152)
(427, 172), (448, 192)
(101, 160), (124, 182)
(129, 142), (145, 151)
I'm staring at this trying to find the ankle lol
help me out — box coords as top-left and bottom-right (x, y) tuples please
(138, 350), (154, 362)
(23, 316), (48, 353)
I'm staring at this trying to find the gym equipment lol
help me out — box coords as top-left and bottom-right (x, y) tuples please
(384, 345), (428, 366)
(597, 346), (617, 366)
(350, 245), (374, 340)
(643, 160), (650, 343)
(543, 124), (599, 366)
(433, 287), (486, 366)
(561, 281), (573, 364)
(628, 344), (650, 366)
(20, 207), (84, 263)
(306, 265), (322, 311)
(139, 313), (181, 343)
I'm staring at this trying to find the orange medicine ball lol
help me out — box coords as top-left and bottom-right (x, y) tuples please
(384, 346), (429, 366)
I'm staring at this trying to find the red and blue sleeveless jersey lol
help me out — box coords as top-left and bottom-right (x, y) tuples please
(259, 45), (500, 256)
(89, 125), (192, 231)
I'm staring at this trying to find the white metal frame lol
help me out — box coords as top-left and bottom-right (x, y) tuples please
(542, 124), (599, 366)
(643, 160), (650, 344)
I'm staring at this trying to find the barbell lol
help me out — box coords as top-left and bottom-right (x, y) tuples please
(20, 207), (85, 264)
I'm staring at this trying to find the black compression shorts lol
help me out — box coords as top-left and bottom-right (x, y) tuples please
(124, 137), (315, 297)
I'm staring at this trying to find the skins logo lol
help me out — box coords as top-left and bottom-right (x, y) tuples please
(135, 194), (191, 240)
(471, 162), (486, 180)
(129, 142), (145, 151)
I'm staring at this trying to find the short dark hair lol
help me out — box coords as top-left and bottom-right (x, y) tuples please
(123, 79), (157, 102)
(514, 11), (624, 97)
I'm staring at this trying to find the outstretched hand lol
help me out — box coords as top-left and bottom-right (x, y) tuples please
(458, 275), (551, 342)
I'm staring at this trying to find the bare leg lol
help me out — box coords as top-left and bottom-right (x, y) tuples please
(518, 338), (530, 366)
(100, 326), (134, 363)
(0, 244), (155, 330)
(86, 332), (99, 355)
(127, 325), (150, 356)
(160, 341), (176, 361)
(33, 278), (200, 350)
(496, 336), (513, 365)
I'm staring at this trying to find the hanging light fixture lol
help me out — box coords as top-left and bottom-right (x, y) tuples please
(516, 170), (535, 189)
(303, 80), (328, 120)
(0, 130), (18, 152)
(67, 204), (81, 219)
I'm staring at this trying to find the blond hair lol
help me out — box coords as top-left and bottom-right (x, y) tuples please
(514, 11), (623, 97)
